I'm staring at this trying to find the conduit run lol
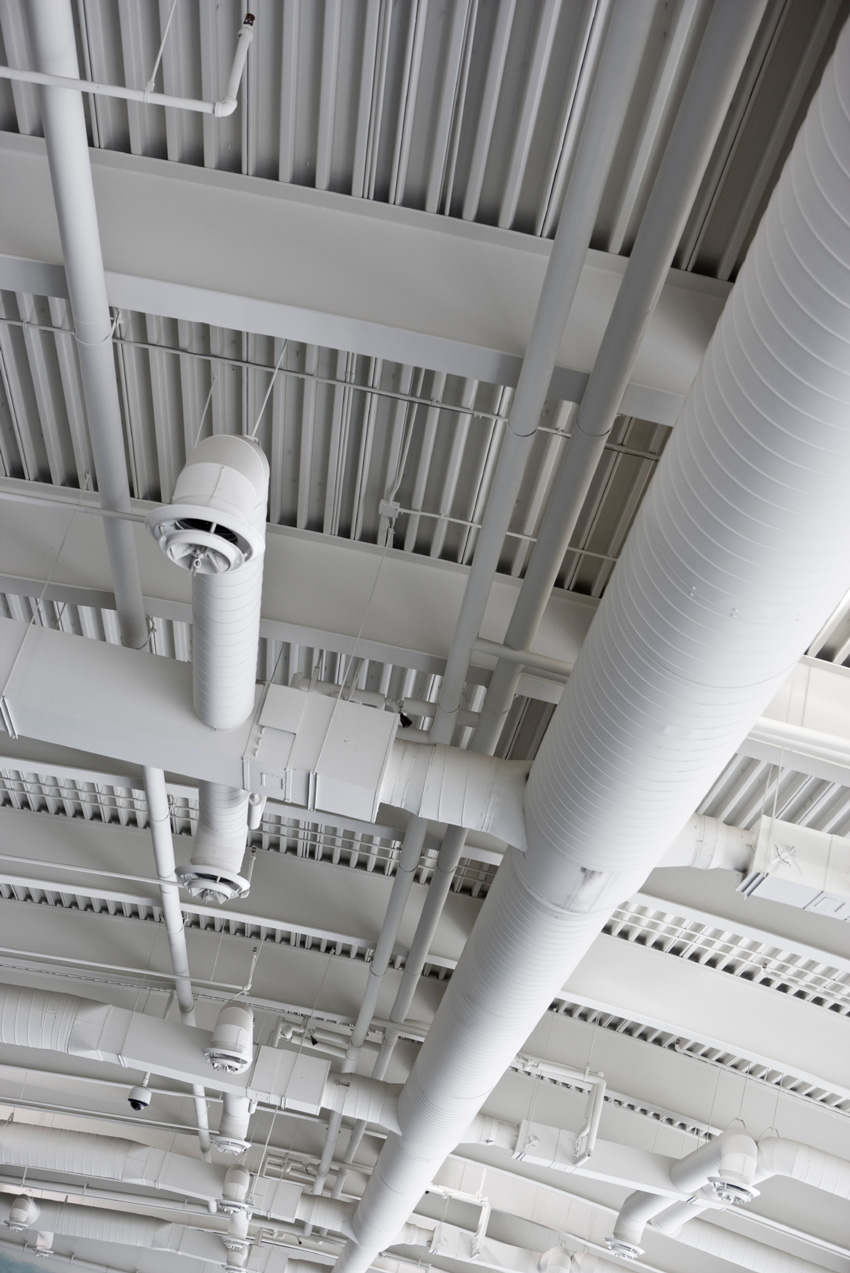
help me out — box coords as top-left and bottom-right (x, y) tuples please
(334, 21), (850, 1273)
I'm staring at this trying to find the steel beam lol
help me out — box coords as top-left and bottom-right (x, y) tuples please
(0, 817), (848, 1105)
(0, 481), (596, 678)
(0, 134), (731, 427)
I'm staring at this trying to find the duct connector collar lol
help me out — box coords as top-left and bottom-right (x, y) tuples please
(205, 1001), (254, 1074)
(180, 782), (251, 904)
(220, 1165), (253, 1215)
(6, 1196), (39, 1232)
(146, 435), (269, 576)
(604, 1236), (643, 1261)
(214, 1093), (252, 1156)
(706, 1145), (760, 1205)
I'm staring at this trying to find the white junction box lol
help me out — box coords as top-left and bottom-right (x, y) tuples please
(739, 817), (850, 921)
(242, 684), (398, 822)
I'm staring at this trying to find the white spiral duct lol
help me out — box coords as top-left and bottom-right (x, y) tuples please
(335, 21), (850, 1273)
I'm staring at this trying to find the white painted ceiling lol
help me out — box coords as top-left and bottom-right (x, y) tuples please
(0, 3), (848, 1273)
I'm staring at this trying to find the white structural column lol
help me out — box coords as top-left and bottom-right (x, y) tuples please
(334, 21), (850, 1273)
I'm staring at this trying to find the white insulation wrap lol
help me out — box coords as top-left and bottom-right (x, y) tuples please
(659, 814), (755, 872)
(381, 742), (529, 849)
(756, 1138), (850, 1196)
(0, 1122), (222, 1203)
(336, 24), (850, 1273)
(0, 1196), (229, 1264)
(672, 1219), (829, 1273)
(0, 986), (108, 1054)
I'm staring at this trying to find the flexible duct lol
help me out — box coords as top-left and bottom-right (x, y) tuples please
(335, 21), (850, 1273)
(611, 1131), (758, 1255)
(651, 1136), (850, 1238)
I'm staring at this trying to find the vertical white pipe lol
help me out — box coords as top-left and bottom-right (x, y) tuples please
(144, 766), (212, 1160)
(26, 0), (147, 651)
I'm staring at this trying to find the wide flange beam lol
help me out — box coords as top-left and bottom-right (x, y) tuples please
(0, 134), (730, 427)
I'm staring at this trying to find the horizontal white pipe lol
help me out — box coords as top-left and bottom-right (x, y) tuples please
(0, 15), (253, 117)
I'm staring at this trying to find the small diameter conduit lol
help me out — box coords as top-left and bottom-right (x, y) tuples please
(333, 18), (850, 1273)
(343, 4), (771, 1167)
(318, 0), (657, 1198)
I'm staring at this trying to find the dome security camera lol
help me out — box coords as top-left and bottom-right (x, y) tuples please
(128, 1084), (152, 1112)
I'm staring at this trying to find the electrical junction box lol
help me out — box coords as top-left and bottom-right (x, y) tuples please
(739, 817), (850, 921)
(242, 683), (398, 822)
(250, 1043), (330, 1114)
